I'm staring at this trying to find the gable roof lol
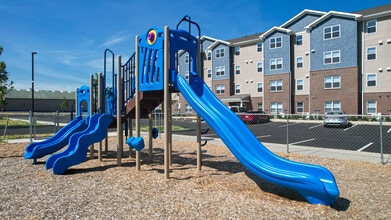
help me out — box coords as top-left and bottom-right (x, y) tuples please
(354, 3), (391, 20)
(259, 27), (293, 41)
(305, 11), (362, 32)
(280, 9), (326, 29)
(228, 32), (264, 46)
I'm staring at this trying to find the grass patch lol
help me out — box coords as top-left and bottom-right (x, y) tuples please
(0, 118), (30, 126)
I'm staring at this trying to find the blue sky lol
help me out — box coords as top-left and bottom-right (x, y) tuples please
(1, 0), (390, 91)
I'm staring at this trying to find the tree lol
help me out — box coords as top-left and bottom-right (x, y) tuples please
(60, 96), (69, 112)
(0, 46), (14, 107)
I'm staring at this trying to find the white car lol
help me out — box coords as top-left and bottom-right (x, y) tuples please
(323, 111), (349, 127)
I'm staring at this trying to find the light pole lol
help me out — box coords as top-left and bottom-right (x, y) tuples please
(32, 52), (37, 115)
(31, 52), (37, 142)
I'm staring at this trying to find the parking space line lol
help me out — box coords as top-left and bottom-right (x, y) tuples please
(387, 128), (391, 133)
(344, 124), (357, 131)
(289, 138), (315, 145)
(279, 123), (300, 128)
(256, 135), (271, 138)
(309, 124), (323, 129)
(357, 142), (373, 152)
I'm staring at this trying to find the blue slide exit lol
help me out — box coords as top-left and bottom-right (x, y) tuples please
(45, 114), (113, 175)
(176, 73), (340, 205)
(24, 116), (88, 160)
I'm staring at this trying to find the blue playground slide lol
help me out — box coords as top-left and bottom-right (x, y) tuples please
(45, 114), (113, 175)
(176, 73), (340, 205)
(24, 116), (88, 160)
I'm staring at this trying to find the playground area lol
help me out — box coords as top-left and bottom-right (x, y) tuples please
(1, 137), (390, 219)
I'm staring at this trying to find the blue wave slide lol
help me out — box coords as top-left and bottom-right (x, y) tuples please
(45, 114), (113, 175)
(177, 74), (340, 205)
(24, 116), (88, 160)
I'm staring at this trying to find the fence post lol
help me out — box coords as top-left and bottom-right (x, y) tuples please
(29, 111), (33, 143)
(379, 115), (384, 164)
(286, 114), (290, 153)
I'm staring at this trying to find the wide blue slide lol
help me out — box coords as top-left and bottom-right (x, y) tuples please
(177, 73), (340, 205)
(45, 114), (113, 175)
(24, 116), (88, 160)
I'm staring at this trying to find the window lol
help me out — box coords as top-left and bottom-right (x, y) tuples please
(185, 104), (193, 113)
(296, 79), (303, 91)
(216, 66), (225, 76)
(184, 55), (189, 64)
(185, 71), (189, 80)
(324, 101), (341, 112)
(215, 48), (225, 58)
(296, 35), (302, 45)
(257, 42), (263, 52)
(296, 57), (303, 68)
(270, 80), (283, 91)
(270, 36), (282, 49)
(235, 84), (240, 94)
(324, 25), (340, 40)
(257, 103), (263, 111)
(367, 74), (376, 87)
(257, 82), (263, 92)
(207, 69), (212, 78)
(324, 75), (340, 89)
(235, 65), (240, 75)
(207, 51), (212, 60)
(235, 46), (240, 55)
(297, 102), (304, 113)
(257, 62), (263, 72)
(215, 84), (225, 94)
(367, 100), (377, 114)
(367, 47), (376, 60)
(270, 58), (283, 70)
(324, 50), (340, 64)
(367, 19), (376, 33)
(270, 102), (283, 113)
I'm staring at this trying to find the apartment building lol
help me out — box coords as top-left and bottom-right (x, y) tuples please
(173, 4), (391, 116)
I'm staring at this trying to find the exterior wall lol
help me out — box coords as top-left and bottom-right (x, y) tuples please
(249, 96), (263, 111)
(294, 31), (311, 96)
(285, 14), (323, 32)
(309, 67), (359, 114)
(294, 95), (310, 113)
(264, 31), (291, 75)
(310, 17), (358, 71)
(213, 79), (231, 100)
(232, 41), (264, 97)
(212, 44), (230, 81)
(363, 92), (391, 114)
(263, 73), (291, 114)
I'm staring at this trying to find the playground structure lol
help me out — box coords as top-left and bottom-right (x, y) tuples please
(24, 17), (340, 205)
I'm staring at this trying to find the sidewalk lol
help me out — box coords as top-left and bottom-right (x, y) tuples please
(10, 131), (389, 164)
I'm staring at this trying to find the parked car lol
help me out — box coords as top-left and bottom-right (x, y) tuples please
(323, 111), (349, 127)
(229, 106), (247, 114)
(241, 110), (271, 124)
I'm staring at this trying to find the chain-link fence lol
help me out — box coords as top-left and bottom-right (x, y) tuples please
(1, 111), (390, 164)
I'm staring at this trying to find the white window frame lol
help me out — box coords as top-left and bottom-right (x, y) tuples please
(296, 35), (302, 45)
(296, 56), (303, 68)
(323, 24), (340, 40)
(367, 73), (377, 87)
(215, 66), (225, 77)
(270, 80), (283, 92)
(257, 82), (263, 93)
(257, 62), (263, 72)
(207, 51), (212, 60)
(215, 84), (225, 94)
(270, 36), (282, 49)
(296, 102), (304, 113)
(324, 50), (340, 64)
(235, 46), (240, 55)
(235, 65), (240, 75)
(366, 19), (377, 34)
(270, 58), (283, 70)
(207, 69), (212, 78)
(296, 79), (303, 91)
(235, 84), (241, 94)
(270, 102), (283, 113)
(367, 47), (376, 60)
(257, 42), (263, 52)
(324, 75), (341, 89)
(366, 100), (377, 114)
(215, 48), (225, 58)
(324, 101), (341, 112)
